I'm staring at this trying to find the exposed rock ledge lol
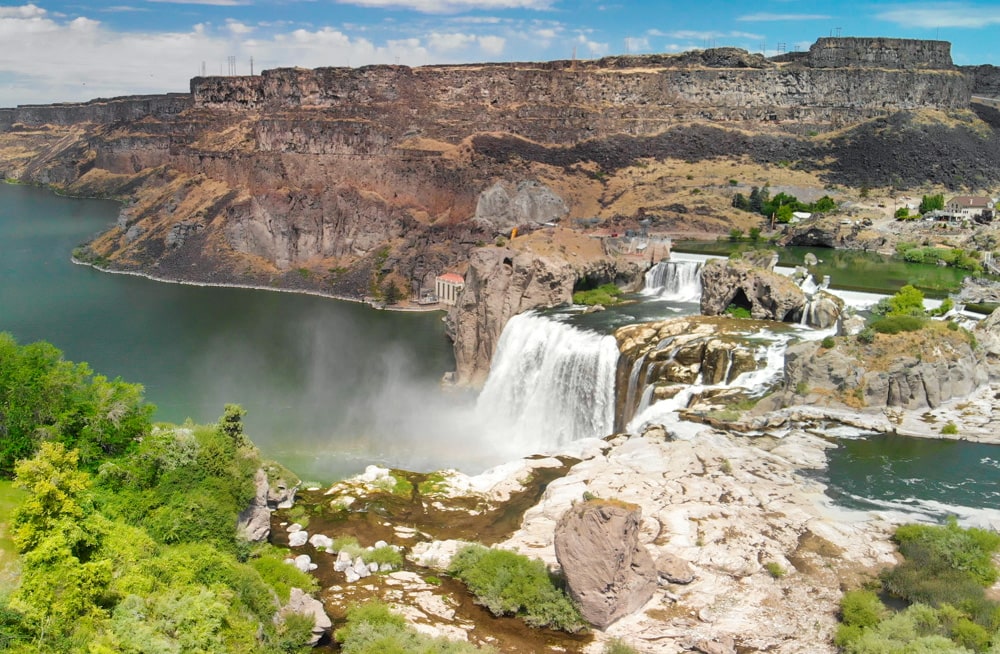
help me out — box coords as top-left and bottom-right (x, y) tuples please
(494, 427), (900, 653)
(447, 228), (643, 386)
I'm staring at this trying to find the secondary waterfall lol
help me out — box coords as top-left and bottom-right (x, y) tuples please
(476, 312), (619, 451)
(642, 260), (703, 302)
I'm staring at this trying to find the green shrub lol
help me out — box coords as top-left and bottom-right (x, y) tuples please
(764, 562), (786, 578)
(448, 545), (585, 632)
(941, 422), (958, 435)
(363, 545), (403, 569)
(870, 315), (926, 334)
(840, 589), (885, 628)
(249, 545), (318, 602)
(893, 519), (1000, 587)
(821, 336), (836, 349)
(335, 601), (495, 654)
(857, 327), (876, 344)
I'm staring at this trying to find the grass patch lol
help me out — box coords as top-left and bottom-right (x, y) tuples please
(363, 545), (403, 569)
(941, 421), (959, 435)
(448, 544), (585, 632)
(764, 562), (786, 578)
(870, 314), (927, 334)
(573, 283), (623, 306)
(0, 480), (26, 567)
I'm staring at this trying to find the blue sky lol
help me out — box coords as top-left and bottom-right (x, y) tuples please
(1, 1), (998, 107)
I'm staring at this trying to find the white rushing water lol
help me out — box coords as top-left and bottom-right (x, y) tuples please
(642, 260), (703, 302)
(476, 312), (619, 453)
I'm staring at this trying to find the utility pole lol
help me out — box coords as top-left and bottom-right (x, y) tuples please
(250, 56), (254, 76)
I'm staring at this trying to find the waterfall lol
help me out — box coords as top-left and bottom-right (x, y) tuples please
(642, 261), (703, 302)
(476, 312), (619, 452)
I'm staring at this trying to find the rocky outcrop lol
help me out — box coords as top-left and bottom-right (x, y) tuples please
(957, 276), (1000, 305)
(237, 466), (298, 542)
(554, 500), (658, 629)
(447, 233), (642, 385)
(781, 331), (986, 409)
(699, 257), (806, 323)
(615, 317), (763, 427)
(280, 588), (331, 647)
(473, 180), (568, 232)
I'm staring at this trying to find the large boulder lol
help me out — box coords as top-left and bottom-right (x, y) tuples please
(281, 588), (332, 646)
(700, 258), (806, 323)
(554, 500), (658, 629)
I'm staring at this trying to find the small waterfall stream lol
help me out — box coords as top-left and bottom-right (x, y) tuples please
(642, 261), (703, 302)
(476, 312), (619, 452)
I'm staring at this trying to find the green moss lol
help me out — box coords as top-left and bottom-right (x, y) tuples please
(764, 562), (786, 578)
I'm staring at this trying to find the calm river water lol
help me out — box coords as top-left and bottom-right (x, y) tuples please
(0, 183), (487, 482)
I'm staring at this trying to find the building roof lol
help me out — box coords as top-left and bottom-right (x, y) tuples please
(437, 273), (465, 284)
(948, 196), (991, 208)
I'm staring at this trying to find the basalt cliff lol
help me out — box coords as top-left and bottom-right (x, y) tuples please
(2, 37), (1000, 379)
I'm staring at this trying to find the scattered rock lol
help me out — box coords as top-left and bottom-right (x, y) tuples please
(288, 530), (309, 547)
(656, 552), (696, 585)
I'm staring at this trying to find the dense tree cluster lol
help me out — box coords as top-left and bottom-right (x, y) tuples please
(731, 186), (836, 224)
(0, 335), (317, 653)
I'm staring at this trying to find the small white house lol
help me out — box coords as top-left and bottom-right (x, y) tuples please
(435, 273), (465, 306)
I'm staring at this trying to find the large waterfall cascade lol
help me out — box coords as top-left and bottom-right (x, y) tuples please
(475, 312), (619, 453)
(475, 252), (897, 452)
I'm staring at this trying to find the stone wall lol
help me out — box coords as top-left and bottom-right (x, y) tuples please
(1, 93), (191, 131)
(807, 37), (953, 70)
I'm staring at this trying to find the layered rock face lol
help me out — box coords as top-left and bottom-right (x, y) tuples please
(447, 233), (642, 385)
(807, 37), (953, 70)
(782, 332), (985, 409)
(615, 317), (762, 428)
(553, 500), (658, 629)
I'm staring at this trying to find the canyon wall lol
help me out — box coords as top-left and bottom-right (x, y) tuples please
(807, 37), (953, 70)
(1, 94), (190, 129)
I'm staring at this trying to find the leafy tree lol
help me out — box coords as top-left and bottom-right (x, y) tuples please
(919, 194), (945, 214)
(0, 334), (154, 476)
(731, 192), (750, 211)
(728, 228), (744, 241)
(11, 442), (92, 553)
(896, 207), (910, 219)
(748, 227), (762, 242)
(748, 186), (768, 214)
(381, 280), (402, 305)
(813, 195), (836, 212)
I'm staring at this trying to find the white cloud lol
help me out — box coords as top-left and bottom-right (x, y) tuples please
(226, 20), (254, 35)
(0, 3), (45, 18)
(334, 0), (553, 13)
(478, 35), (505, 55)
(875, 3), (1000, 28)
(147, 0), (250, 5)
(428, 31), (477, 51)
(737, 12), (832, 22)
(623, 36), (649, 52)
(577, 33), (608, 56)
